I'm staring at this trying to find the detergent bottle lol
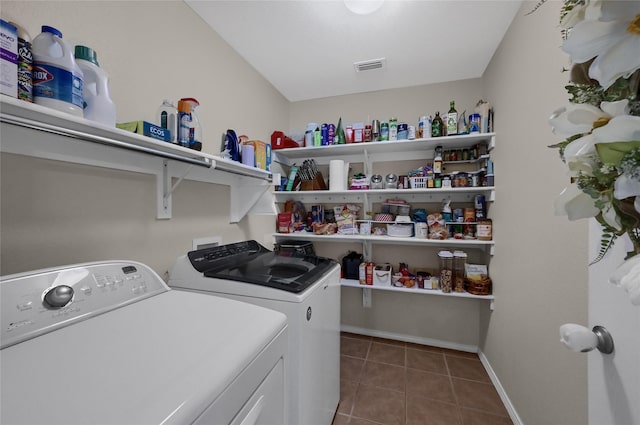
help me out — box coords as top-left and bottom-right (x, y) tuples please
(74, 45), (116, 126)
(32, 25), (84, 116)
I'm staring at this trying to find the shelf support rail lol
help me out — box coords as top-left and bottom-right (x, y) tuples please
(0, 113), (212, 168)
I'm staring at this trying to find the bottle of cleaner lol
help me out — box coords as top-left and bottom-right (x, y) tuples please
(158, 99), (177, 143)
(32, 25), (83, 116)
(10, 21), (32, 102)
(74, 45), (116, 126)
(177, 97), (202, 150)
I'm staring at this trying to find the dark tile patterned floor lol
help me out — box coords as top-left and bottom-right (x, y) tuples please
(332, 333), (513, 425)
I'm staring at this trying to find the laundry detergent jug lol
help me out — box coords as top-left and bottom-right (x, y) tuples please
(74, 45), (116, 126)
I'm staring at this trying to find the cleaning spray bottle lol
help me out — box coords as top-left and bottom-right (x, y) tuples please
(177, 97), (202, 150)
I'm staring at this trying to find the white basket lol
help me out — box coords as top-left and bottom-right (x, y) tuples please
(410, 176), (428, 189)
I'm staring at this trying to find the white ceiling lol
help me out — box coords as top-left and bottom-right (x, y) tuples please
(186, 0), (523, 102)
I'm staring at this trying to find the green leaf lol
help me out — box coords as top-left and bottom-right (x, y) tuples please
(595, 141), (640, 166)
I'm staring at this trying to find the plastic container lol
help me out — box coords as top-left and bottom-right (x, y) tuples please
(158, 99), (177, 143)
(438, 250), (453, 293)
(453, 250), (467, 293)
(32, 26), (83, 116)
(74, 45), (115, 126)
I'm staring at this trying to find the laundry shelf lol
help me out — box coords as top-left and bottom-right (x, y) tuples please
(272, 232), (494, 253)
(273, 186), (495, 204)
(272, 133), (495, 166)
(0, 96), (272, 221)
(341, 278), (494, 300)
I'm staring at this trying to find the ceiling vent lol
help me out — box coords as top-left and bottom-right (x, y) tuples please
(354, 58), (386, 72)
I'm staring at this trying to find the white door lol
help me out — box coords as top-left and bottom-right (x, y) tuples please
(588, 219), (640, 425)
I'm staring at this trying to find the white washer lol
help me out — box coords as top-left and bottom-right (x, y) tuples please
(1, 261), (287, 425)
(169, 240), (341, 425)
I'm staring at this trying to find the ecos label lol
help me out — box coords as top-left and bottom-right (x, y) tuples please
(33, 64), (83, 108)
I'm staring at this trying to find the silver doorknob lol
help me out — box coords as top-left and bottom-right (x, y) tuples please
(559, 323), (614, 354)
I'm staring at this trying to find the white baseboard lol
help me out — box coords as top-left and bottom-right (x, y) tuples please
(478, 351), (523, 425)
(340, 324), (478, 353)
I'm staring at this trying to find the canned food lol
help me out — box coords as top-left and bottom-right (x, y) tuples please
(380, 122), (389, 141)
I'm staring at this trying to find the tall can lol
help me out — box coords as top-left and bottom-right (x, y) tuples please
(11, 21), (32, 102)
(474, 194), (486, 219)
(321, 123), (329, 145)
(389, 117), (398, 141)
(380, 122), (389, 141)
(328, 123), (335, 144)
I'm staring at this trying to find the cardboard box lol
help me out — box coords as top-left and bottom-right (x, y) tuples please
(245, 140), (267, 170)
(1, 20), (18, 98)
(116, 121), (172, 142)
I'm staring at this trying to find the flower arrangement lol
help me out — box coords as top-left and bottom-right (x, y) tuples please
(544, 0), (640, 304)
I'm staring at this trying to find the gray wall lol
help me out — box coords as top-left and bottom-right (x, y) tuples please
(0, 1), (287, 275)
(1, 1), (588, 424)
(481, 2), (588, 424)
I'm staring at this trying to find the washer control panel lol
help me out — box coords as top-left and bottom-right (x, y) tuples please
(1, 261), (168, 349)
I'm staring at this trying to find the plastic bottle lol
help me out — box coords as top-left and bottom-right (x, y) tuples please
(32, 26), (83, 116)
(177, 97), (201, 149)
(158, 99), (178, 143)
(74, 45), (116, 126)
(10, 21), (32, 102)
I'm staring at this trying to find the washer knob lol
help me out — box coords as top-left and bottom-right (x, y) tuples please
(43, 285), (74, 309)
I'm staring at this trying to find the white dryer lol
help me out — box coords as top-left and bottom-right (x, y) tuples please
(1, 261), (287, 425)
(169, 240), (341, 425)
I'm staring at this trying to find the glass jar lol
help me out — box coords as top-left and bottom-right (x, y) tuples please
(453, 250), (467, 293)
(438, 250), (453, 293)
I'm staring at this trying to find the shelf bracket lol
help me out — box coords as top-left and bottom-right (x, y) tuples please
(229, 182), (273, 224)
(490, 299), (495, 311)
(158, 161), (195, 219)
(362, 288), (372, 308)
(158, 160), (172, 219)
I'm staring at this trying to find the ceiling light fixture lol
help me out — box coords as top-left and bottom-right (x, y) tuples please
(344, 0), (384, 15)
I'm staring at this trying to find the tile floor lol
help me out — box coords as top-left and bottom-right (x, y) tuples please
(333, 333), (513, 425)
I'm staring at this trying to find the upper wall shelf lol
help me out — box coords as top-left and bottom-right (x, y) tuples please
(0, 96), (273, 222)
(271, 133), (496, 165)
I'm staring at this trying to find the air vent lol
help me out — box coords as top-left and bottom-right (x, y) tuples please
(354, 58), (386, 72)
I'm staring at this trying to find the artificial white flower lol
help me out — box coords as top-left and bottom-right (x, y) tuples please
(614, 172), (640, 216)
(609, 254), (640, 305)
(567, 114), (640, 169)
(549, 103), (604, 137)
(560, 0), (602, 29)
(549, 101), (630, 176)
(561, 1), (640, 89)
(555, 184), (600, 220)
(549, 100), (628, 137)
(614, 173), (640, 200)
(603, 203), (623, 230)
(592, 114), (640, 145)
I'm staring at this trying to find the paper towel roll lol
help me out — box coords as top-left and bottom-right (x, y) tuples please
(242, 144), (255, 167)
(329, 159), (346, 191)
